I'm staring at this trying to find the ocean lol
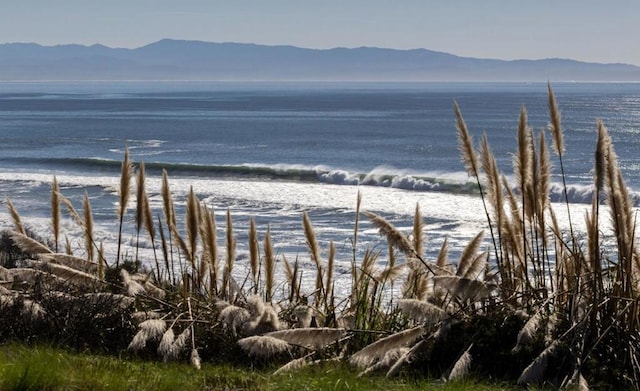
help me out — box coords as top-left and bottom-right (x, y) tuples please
(1, 81), (639, 296)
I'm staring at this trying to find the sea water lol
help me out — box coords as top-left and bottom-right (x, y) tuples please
(1, 81), (639, 296)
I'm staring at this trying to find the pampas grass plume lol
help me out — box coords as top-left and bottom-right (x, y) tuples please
(128, 319), (167, 351)
(386, 339), (425, 378)
(237, 335), (291, 358)
(118, 147), (133, 217)
(38, 253), (97, 274)
(349, 325), (424, 368)
(364, 211), (416, 261)
(171, 327), (191, 359)
(248, 217), (259, 288)
(121, 269), (146, 297)
(10, 231), (52, 255)
(266, 328), (346, 350)
(448, 345), (473, 381)
(547, 82), (564, 156)
(9, 268), (58, 285)
(273, 357), (310, 375)
(218, 304), (250, 335)
(51, 176), (60, 252)
(517, 340), (559, 385)
(454, 101), (479, 178)
(158, 328), (175, 358)
(359, 347), (410, 377)
(82, 192), (95, 262)
(190, 348), (201, 369)
(513, 311), (543, 352)
(5, 198), (25, 235)
(35, 262), (102, 287)
(264, 226), (275, 302)
(396, 299), (447, 323)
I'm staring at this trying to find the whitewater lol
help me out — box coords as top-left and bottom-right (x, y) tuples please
(1, 81), (639, 296)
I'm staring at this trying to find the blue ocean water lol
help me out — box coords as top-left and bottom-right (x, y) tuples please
(1, 81), (639, 293)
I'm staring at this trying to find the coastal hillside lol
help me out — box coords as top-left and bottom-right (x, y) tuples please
(1, 39), (639, 81)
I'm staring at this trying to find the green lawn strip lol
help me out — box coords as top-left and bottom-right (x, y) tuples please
(0, 343), (522, 391)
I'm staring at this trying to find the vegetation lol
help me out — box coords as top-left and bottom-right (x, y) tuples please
(0, 343), (521, 391)
(0, 83), (638, 390)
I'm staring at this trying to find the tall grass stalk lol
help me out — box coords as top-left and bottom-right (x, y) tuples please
(51, 175), (60, 252)
(454, 102), (501, 269)
(82, 192), (94, 263)
(116, 148), (133, 269)
(249, 217), (260, 293)
(201, 205), (219, 297)
(264, 226), (275, 303)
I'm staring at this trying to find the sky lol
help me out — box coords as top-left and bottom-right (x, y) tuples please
(1, 0), (639, 65)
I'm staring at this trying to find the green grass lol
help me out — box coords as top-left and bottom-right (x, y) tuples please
(0, 343), (520, 391)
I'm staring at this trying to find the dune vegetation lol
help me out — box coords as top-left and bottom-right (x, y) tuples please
(0, 83), (638, 390)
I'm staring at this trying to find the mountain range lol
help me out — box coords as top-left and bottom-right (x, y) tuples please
(1, 39), (638, 81)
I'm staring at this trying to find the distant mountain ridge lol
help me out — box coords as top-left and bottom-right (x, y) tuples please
(1, 38), (639, 81)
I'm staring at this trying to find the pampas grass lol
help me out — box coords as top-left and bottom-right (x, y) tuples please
(21, 298), (46, 320)
(116, 147), (133, 268)
(249, 217), (259, 292)
(237, 335), (291, 358)
(1, 87), (639, 387)
(190, 348), (201, 369)
(359, 347), (410, 377)
(218, 304), (250, 335)
(448, 345), (473, 381)
(185, 186), (199, 275)
(386, 339), (425, 378)
(51, 176), (60, 252)
(34, 262), (103, 287)
(547, 82), (564, 156)
(513, 311), (543, 352)
(517, 340), (559, 385)
(273, 356), (310, 375)
(157, 328), (175, 358)
(135, 161), (146, 262)
(0, 265), (13, 282)
(433, 276), (495, 303)
(455, 232), (484, 278)
(169, 327), (192, 361)
(201, 205), (219, 296)
(82, 192), (95, 263)
(413, 203), (425, 259)
(349, 325), (425, 368)
(454, 101), (480, 178)
(8, 268), (58, 285)
(135, 161), (160, 281)
(303, 211), (324, 306)
(261, 226), (275, 303)
(283, 255), (300, 303)
(9, 231), (51, 255)
(38, 253), (98, 274)
(266, 328), (347, 350)
(5, 199), (25, 235)
(364, 211), (415, 261)
(293, 305), (313, 328)
(121, 269), (145, 297)
(396, 299), (447, 323)
(128, 319), (167, 351)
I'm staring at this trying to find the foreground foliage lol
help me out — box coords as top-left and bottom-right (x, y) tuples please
(0, 343), (514, 391)
(0, 83), (638, 389)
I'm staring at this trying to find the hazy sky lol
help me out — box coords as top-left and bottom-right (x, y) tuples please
(2, 1), (638, 65)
